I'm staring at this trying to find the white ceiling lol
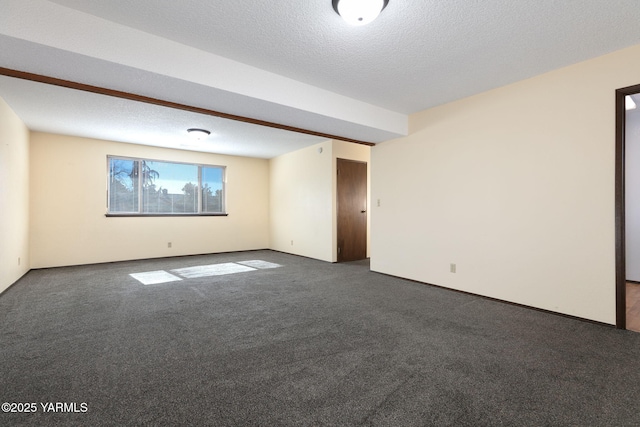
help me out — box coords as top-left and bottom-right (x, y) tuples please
(2, 0), (640, 158)
(0, 75), (330, 158)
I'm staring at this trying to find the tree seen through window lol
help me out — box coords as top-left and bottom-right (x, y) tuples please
(108, 157), (225, 215)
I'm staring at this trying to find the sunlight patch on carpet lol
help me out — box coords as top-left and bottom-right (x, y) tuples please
(171, 262), (256, 278)
(132, 260), (282, 284)
(237, 260), (282, 269)
(130, 270), (182, 285)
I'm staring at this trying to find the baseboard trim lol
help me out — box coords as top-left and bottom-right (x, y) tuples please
(28, 249), (272, 272)
(0, 269), (33, 298)
(6, 254), (615, 329)
(268, 249), (336, 264)
(370, 269), (614, 329)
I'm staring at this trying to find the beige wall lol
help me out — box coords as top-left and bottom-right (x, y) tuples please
(371, 43), (640, 325)
(0, 97), (30, 293)
(29, 133), (269, 268)
(269, 140), (334, 261)
(269, 140), (371, 262)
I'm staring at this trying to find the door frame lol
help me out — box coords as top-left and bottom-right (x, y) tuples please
(615, 83), (640, 329)
(336, 158), (368, 262)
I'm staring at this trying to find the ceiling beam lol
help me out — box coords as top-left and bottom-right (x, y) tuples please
(0, 66), (375, 147)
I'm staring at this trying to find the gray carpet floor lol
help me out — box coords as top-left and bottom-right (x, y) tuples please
(2, 250), (640, 426)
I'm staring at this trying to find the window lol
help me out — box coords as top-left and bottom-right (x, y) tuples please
(107, 156), (226, 216)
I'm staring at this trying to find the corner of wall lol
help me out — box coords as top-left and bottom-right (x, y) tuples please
(0, 97), (30, 294)
(269, 140), (334, 262)
(370, 44), (640, 324)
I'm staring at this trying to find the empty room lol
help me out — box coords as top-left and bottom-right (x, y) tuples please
(3, 1), (640, 425)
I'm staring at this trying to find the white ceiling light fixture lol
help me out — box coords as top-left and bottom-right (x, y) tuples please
(626, 96), (637, 111)
(187, 128), (211, 140)
(332, 0), (389, 26)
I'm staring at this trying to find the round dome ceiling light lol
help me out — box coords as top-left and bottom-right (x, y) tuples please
(332, 0), (389, 26)
(187, 128), (211, 140)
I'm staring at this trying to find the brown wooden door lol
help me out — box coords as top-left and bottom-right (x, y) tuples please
(337, 158), (367, 262)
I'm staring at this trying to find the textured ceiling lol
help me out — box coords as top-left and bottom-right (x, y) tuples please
(0, 75), (328, 158)
(45, 0), (640, 113)
(2, 0), (640, 157)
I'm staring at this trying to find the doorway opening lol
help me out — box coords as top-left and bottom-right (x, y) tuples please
(615, 84), (640, 330)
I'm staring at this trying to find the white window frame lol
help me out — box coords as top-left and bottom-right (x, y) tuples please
(106, 155), (227, 217)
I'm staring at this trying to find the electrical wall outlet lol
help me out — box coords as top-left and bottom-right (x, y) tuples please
(168, 242), (172, 248)
(450, 263), (456, 273)
(290, 240), (294, 246)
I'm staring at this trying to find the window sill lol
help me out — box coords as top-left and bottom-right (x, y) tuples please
(105, 213), (229, 217)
